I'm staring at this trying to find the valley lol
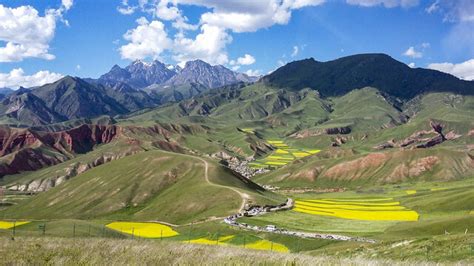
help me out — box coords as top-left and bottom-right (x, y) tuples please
(0, 54), (473, 264)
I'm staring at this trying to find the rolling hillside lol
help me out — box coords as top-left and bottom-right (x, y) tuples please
(1, 150), (280, 224)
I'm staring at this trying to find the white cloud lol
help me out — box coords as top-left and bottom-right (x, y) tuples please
(117, 0), (137, 14)
(119, 17), (172, 60)
(76, 65), (81, 70)
(429, 0), (474, 22)
(426, 1), (439, 14)
(291, 46), (299, 57)
(0, 3), (72, 62)
(236, 54), (255, 65)
(346, 0), (419, 8)
(0, 68), (63, 89)
(428, 59), (474, 80)
(172, 24), (231, 65)
(408, 62), (416, 68)
(403, 46), (423, 58)
(245, 69), (261, 76)
(118, 0), (325, 66)
(154, 0), (181, 21)
(196, 0), (325, 33)
(62, 0), (74, 11)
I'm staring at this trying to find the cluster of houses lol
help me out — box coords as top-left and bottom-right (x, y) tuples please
(223, 198), (376, 243)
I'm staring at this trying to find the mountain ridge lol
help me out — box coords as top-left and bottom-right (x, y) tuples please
(262, 53), (474, 99)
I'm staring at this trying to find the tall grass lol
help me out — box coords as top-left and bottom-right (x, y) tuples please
(0, 237), (439, 265)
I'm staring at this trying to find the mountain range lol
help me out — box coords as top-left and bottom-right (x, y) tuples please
(1, 54), (472, 127)
(97, 59), (256, 90)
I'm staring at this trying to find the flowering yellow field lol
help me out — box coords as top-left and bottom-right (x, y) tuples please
(0, 221), (30, 229)
(252, 139), (321, 169)
(293, 199), (419, 221)
(406, 190), (417, 195)
(106, 222), (179, 238)
(187, 235), (289, 253)
(245, 240), (289, 253)
(188, 235), (235, 246)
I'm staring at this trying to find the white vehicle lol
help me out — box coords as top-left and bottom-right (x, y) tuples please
(265, 225), (277, 232)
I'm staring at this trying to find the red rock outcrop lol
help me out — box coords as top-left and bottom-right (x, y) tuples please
(0, 124), (121, 177)
(374, 120), (460, 150)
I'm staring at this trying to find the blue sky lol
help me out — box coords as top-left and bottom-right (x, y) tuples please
(1, 0), (473, 88)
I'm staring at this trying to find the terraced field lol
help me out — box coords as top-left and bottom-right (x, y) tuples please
(249, 139), (320, 169)
(293, 198), (419, 221)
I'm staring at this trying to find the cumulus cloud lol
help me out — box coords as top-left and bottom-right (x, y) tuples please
(118, 0), (325, 67)
(403, 46), (423, 58)
(0, 2), (72, 62)
(119, 17), (172, 60)
(346, 0), (419, 8)
(245, 69), (261, 77)
(172, 24), (231, 65)
(408, 62), (416, 68)
(428, 59), (474, 80)
(236, 54), (256, 65)
(197, 0), (325, 33)
(0, 68), (63, 89)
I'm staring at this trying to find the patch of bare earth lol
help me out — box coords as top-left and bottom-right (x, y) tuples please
(387, 156), (439, 182)
(323, 153), (388, 180)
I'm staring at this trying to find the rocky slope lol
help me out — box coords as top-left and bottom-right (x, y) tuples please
(98, 60), (177, 89)
(163, 60), (256, 89)
(0, 124), (120, 177)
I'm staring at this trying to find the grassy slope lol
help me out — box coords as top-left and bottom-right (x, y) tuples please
(1, 150), (279, 224)
(1, 236), (435, 265)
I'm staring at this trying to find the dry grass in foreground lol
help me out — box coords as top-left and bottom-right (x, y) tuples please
(0, 237), (437, 266)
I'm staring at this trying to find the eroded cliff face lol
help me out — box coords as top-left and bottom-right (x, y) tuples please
(374, 121), (462, 150)
(7, 150), (141, 192)
(0, 123), (196, 186)
(0, 124), (121, 177)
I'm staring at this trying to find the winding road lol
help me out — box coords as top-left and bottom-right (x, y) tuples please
(156, 150), (248, 226)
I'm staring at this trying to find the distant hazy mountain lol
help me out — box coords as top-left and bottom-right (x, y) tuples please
(98, 60), (177, 89)
(162, 60), (257, 89)
(262, 53), (474, 99)
(98, 59), (257, 92)
(0, 88), (14, 96)
(0, 76), (160, 126)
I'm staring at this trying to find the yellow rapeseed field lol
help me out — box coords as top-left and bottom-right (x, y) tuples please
(322, 198), (393, 202)
(188, 235), (235, 246)
(307, 199), (400, 206)
(251, 139), (321, 169)
(241, 128), (255, 134)
(106, 222), (179, 238)
(292, 152), (311, 158)
(245, 240), (289, 253)
(265, 161), (288, 166)
(406, 190), (417, 195)
(0, 221), (30, 229)
(294, 199), (419, 221)
(275, 149), (289, 154)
